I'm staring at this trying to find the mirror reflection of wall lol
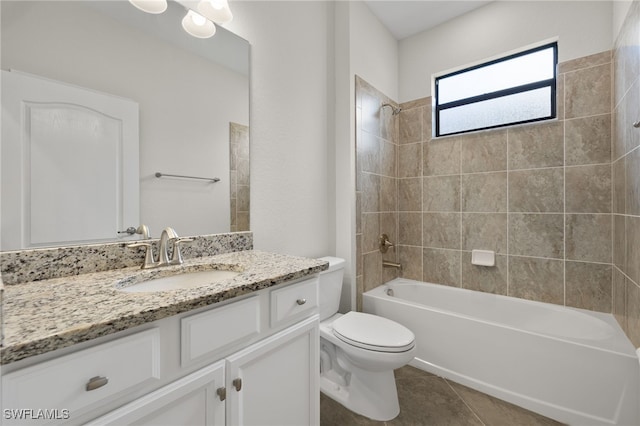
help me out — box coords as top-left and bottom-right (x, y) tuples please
(0, 0), (249, 250)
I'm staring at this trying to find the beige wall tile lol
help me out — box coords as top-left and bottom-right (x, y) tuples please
(612, 103), (625, 162)
(565, 114), (611, 166)
(460, 130), (508, 173)
(380, 176), (397, 212)
(381, 140), (396, 177)
(627, 215), (640, 284)
(614, 214), (626, 271)
(558, 50), (611, 74)
(399, 107), (422, 144)
(508, 122), (564, 170)
(356, 192), (362, 234)
(613, 158), (626, 214)
(381, 105), (397, 143)
(626, 280), (640, 347)
(424, 175), (460, 212)
(624, 81), (640, 154)
(462, 172), (507, 212)
(565, 63), (611, 119)
(360, 172), (380, 213)
(363, 251), (383, 292)
(565, 261), (612, 312)
(566, 214), (611, 263)
(399, 212), (422, 246)
(400, 97), (430, 110)
(613, 267), (627, 331)
(423, 213), (461, 249)
(380, 212), (398, 249)
(556, 74), (565, 121)
(356, 234), (362, 276)
(508, 168), (564, 213)
(461, 252), (507, 295)
(399, 178), (422, 212)
(361, 89), (381, 137)
(422, 105), (433, 141)
(237, 185), (250, 211)
(423, 248), (460, 287)
(357, 131), (381, 175)
(626, 147), (640, 215)
(237, 212), (249, 232)
(398, 245), (423, 281)
(462, 213), (507, 254)
(424, 137), (460, 176)
(509, 213), (564, 258)
(509, 256), (564, 304)
(398, 143), (422, 178)
(565, 164), (611, 213)
(362, 213), (380, 253)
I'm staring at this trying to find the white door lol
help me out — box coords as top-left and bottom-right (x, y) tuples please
(1, 70), (139, 250)
(225, 317), (319, 426)
(86, 361), (225, 426)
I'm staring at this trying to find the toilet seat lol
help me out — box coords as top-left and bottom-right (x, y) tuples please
(332, 312), (415, 353)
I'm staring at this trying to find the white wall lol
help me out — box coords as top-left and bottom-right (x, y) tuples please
(613, 1), (633, 41)
(331, 1), (398, 310)
(399, 1), (613, 102)
(2, 1), (248, 239)
(226, 1), (333, 257)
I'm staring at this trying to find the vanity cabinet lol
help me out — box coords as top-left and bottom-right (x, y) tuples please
(1, 276), (320, 426)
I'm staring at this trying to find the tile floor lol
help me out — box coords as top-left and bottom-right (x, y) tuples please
(320, 366), (563, 426)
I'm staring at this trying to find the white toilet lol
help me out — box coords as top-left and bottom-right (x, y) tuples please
(318, 256), (416, 421)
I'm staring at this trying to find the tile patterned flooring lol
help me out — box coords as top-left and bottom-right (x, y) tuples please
(320, 366), (563, 426)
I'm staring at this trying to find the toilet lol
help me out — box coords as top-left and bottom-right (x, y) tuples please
(318, 256), (416, 421)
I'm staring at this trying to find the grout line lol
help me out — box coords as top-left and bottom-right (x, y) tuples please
(443, 378), (487, 426)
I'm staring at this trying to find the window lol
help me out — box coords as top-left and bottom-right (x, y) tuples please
(433, 41), (558, 137)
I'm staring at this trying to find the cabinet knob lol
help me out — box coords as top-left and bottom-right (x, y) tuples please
(216, 387), (226, 401)
(86, 376), (109, 391)
(232, 378), (242, 392)
(296, 298), (307, 305)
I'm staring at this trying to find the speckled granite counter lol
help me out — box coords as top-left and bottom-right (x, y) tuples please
(1, 250), (328, 365)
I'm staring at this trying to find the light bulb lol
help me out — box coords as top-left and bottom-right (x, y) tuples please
(197, 0), (233, 24)
(128, 0), (167, 14)
(182, 10), (216, 38)
(191, 12), (207, 26)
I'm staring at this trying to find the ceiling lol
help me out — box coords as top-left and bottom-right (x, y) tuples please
(364, 1), (493, 40)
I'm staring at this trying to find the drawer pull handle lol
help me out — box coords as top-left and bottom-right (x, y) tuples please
(86, 376), (109, 391)
(296, 298), (307, 305)
(233, 378), (242, 392)
(216, 387), (226, 401)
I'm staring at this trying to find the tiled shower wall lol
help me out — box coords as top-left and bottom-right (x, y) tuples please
(230, 122), (250, 232)
(613, 1), (640, 347)
(355, 49), (614, 313)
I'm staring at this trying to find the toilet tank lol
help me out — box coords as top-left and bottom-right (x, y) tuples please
(318, 256), (345, 321)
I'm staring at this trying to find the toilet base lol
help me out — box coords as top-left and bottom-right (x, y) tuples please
(320, 364), (400, 421)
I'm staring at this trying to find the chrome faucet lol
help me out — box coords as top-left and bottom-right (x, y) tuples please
(158, 227), (179, 265)
(128, 226), (193, 269)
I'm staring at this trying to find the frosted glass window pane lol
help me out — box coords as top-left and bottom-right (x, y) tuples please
(438, 47), (555, 104)
(439, 87), (551, 135)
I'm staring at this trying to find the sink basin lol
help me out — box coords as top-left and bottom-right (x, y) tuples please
(117, 269), (240, 293)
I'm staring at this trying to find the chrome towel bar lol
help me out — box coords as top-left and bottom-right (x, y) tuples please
(155, 172), (220, 183)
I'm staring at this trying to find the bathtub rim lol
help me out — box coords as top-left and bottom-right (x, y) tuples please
(364, 278), (636, 359)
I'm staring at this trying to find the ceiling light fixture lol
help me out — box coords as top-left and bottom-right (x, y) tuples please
(128, 0), (168, 14)
(181, 10), (216, 38)
(197, 0), (233, 24)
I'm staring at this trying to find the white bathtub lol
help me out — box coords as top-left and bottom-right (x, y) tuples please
(363, 278), (639, 425)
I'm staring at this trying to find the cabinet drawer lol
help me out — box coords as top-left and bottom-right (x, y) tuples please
(2, 328), (160, 421)
(270, 277), (318, 327)
(181, 295), (260, 365)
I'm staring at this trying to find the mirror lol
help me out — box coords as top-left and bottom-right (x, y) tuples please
(0, 0), (250, 250)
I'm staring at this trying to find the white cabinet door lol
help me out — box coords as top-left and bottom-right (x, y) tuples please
(1, 69), (139, 250)
(87, 361), (225, 426)
(225, 316), (319, 426)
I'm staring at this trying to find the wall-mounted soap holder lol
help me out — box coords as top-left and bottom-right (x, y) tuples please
(471, 250), (495, 267)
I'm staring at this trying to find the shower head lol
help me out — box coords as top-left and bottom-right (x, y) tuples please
(381, 102), (402, 116)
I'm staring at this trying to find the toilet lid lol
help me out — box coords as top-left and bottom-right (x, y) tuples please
(332, 312), (415, 353)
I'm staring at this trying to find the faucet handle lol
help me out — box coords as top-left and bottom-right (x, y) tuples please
(170, 237), (194, 265)
(127, 241), (158, 269)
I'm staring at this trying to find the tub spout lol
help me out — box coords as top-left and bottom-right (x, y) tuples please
(382, 261), (402, 270)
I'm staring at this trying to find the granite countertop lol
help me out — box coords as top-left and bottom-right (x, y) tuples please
(1, 250), (328, 365)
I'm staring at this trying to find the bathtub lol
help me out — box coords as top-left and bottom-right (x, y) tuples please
(363, 278), (639, 425)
